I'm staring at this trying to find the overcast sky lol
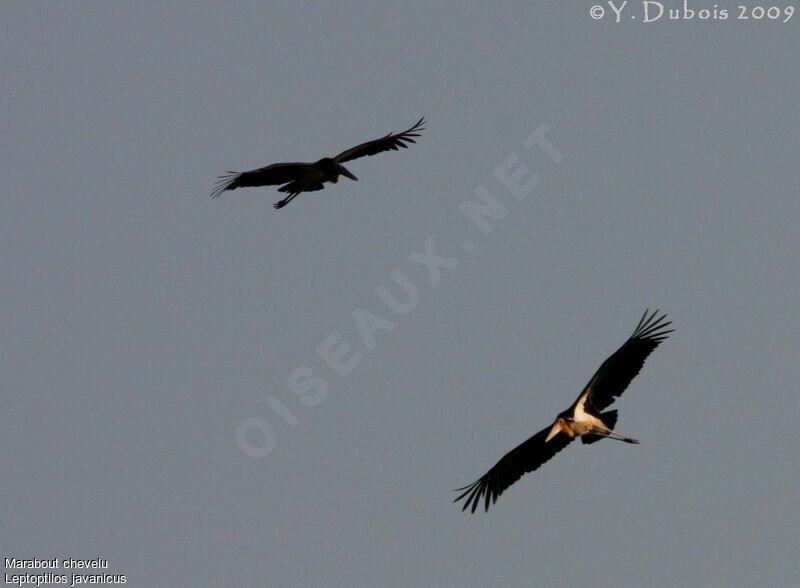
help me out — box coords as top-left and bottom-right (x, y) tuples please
(2, 2), (799, 587)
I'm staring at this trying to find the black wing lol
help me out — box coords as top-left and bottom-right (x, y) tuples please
(454, 425), (574, 513)
(333, 117), (425, 164)
(210, 162), (314, 199)
(577, 310), (673, 413)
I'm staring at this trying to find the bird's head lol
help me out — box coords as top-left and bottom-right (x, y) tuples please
(546, 417), (575, 442)
(335, 162), (358, 182)
(315, 158), (338, 175)
(314, 158), (358, 183)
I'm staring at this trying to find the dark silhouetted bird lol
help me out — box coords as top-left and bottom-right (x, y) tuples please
(454, 310), (673, 513)
(211, 117), (425, 209)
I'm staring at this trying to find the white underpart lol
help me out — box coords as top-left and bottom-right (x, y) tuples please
(570, 392), (609, 436)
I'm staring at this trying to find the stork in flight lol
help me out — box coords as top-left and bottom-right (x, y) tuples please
(210, 117), (425, 209)
(454, 310), (673, 513)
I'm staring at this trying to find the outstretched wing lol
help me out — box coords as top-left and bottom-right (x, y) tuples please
(210, 162), (314, 199)
(333, 117), (425, 164)
(577, 310), (673, 413)
(454, 425), (574, 513)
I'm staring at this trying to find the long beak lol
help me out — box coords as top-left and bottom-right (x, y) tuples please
(339, 166), (358, 181)
(545, 421), (562, 443)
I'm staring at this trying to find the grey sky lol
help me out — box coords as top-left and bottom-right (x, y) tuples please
(2, 2), (799, 586)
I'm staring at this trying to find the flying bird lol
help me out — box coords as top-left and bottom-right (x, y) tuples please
(454, 310), (673, 513)
(210, 117), (425, 209)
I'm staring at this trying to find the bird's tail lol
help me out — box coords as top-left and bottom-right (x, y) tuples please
(600, 409), (640, 444)
(582, 410), (619, 445)
(600, 409), (618, 430)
